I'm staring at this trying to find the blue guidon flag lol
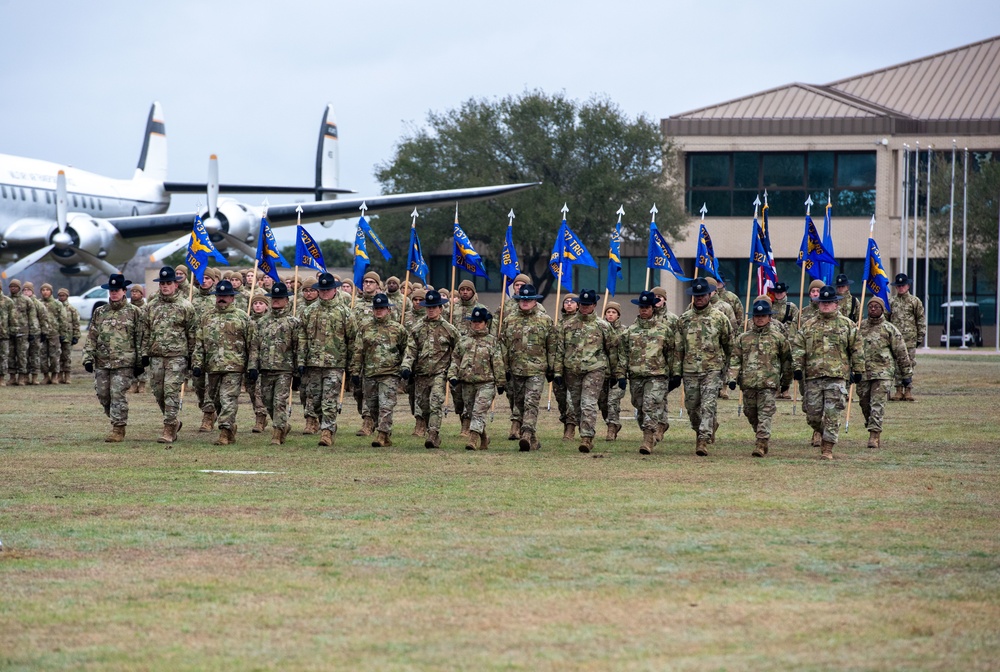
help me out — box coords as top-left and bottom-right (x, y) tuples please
(695, 223), (721, 281)
(407, 226), (429, 282)
(606, 220), (623, 296)
(186, 215), (228, 285)
(549, 215), (596, 291)
(256, 216), (292, 282)
(797, 214), (837, 281)
(648, 220), (692, 282)
(863, 236), (892, 314)
(353, 220), (370, 288)
(500, 218), (520, 282)
(453, 219), (489, 279)
(294, 225), (327, 274)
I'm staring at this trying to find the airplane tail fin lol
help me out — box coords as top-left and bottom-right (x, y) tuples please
(134, 102), (167, 182)
(315, 104), (339, 202)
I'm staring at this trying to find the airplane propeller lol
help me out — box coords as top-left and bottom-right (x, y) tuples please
(1, 171), (120, 280)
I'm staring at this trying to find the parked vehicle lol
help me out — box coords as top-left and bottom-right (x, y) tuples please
(67, 285), (109, 322)
(939, 301), (983, 347)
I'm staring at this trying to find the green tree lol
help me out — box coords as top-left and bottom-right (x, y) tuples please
(374, 90), (685, 294)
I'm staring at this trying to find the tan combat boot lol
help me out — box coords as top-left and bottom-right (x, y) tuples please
(372, 430), (392, 448)
(302, 416), (319, 435)
(252, 413), (268, 433)
(424, 429), (441, 449)
(562, 423), (576, 441)
(137, 381), (146, 394)
(6, 372), (14, 385)
(518, 430), (532, 452)
(654, 422), (668, 442)
(696, 436), (709, 456)
(270, 427), (283, 446)
(709, 419), (719, 444)
(157, 422), (174, 444)
(281, 424), (291, 442)
(891, 386), (904, 401)
(752, 438), (768, 458)
(60, 371), (70, 384)
(465, 431), (480, 451)
(199, 411), (217, 432)
(29, 373), (38, 385)
(459, 417), (471, 438)
(903, 387), (915, 401)
(639, 428), (655, 455)
(319, 428), (335, 447)
(719, 388), (730, 400)
(43, 373), (52, 385)
(867, 431), (880, 449)
(508, 420), (521, 441)
(820, 440), (834, 460)
(105, 425), (126, 443)
(479, 430), (489, 450)
(578, 435), (593, 453)
(412, 416), (428, 438)
(606, 423), (620, 441)
(213, 427), (231, 446)
(355, 416), (375, 437)
(811, 430), (822, 447)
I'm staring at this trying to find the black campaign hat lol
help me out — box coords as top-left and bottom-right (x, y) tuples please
(816, 285), (841, 302)
(422, 289), (449, 307)
(893, 273), (910, 287)
(515, 284), (543, 301)
(211, 280), (237, 296)
(751, 299), (773, 316)
(312, 273), (337, 290)
(578, 288), (598, 305)
(835, 273), (854, 287)
(466, 306), (491, 322)
(101, 273), (132, 291)
(269, 282), (290, 299)
(631, 290), (658, 307)
(773, 282), (789, 293)
(153, 266), (178, 283)
(372, 293), (393, 309)
(686, 278), (712, 296)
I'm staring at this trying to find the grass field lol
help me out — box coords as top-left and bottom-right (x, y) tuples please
(2, 354), (999, 670)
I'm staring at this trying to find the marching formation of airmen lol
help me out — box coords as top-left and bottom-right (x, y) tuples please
(1, 265), (926, 459)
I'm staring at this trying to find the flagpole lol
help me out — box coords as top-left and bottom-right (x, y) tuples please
(924, 145), (933, 349)
(900, 145), (908, 274)
(179, 276), (196, 410)
(946, 141), (956, 350)
(845, 216), (876, 433)
(960, 148), (969, 349)
(547, 204), (569, 412)
(497, 209), (516, 333)
(744, 195), (764, 333)
(912, 142), (920, 285)
(401, 209), (418, 326)
(645, 205), (658, 291)
(291, 206), (304, 316)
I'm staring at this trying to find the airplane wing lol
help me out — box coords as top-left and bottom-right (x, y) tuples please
(109, 182), (541, 239)
(163, 182), (355, 195)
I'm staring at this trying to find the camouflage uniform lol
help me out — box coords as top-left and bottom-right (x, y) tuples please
(0, 292), (12, 382)
(191, 282), (219, 414)
(838, 293), (862, 323)
(251, 304), (300, 435)
(351, 313), (407, 435)
(500, 303), (555, 442)
(248, 303), (270, 423)
(719, 288), (745, 329)
(554, 302), (577, 426)
(38, 289), (70, 379)
(348, 292), (378, 415)
(792, 310), (865, 448)
(449, 327), (506, 437)
(296, 292), (321, 420)
(299, 295), (351, 433)
(676, 301), (733, 446)
(556, 310), (618, 444)
(618, 315), (675, 435)
(58, 293), (82, 381)
(8, 282), (40, 379)
(83, 297), (143, 429)
(142, 291), (197, 427)
(402, 314), (460, 434)
(195, 303), (255, 433)
(26, 289), (49, 377)
(710, 294), (738, 333)
(598, 317), (627, 431)
(772, 298), (800, 336)
(859, 311), (912, 434)
(728, 322), (791, 441)
(888, 291), (925, 392)
(449, 291), (486, 421)
(799, 302), (819, 326)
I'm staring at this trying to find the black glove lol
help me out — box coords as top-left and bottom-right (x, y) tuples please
(901, 377), (912, 387)
(505, 370), (511, 382)
(728, 380), (737, 390)
(400, 368), (411, 380)
(40, 333), (47, 341)
(186, 356), (192, 371)
(668, 375), (682, 392)
(545, 368), (554, 383)
(553, 376), (563, 386)
(780, 385), (789, 394)
(141, 356), (151, 368)
(617, 378), (627, 390)
(27, 334), (34, 342)
(292, 376), (301, 392)
(84, 361), (94, 373)
(793, 370), (803, 381)
(248, 369), (259, 383)
(192, 367), (202, 377)
(298, 365), (305, 377)
(59, 336), (66, 343)
(851, 373), (863, 385)
(497, 386), (505, 395)
(71, 337), (78, 345)
(351, 375), (360, 387)
(133, 365), (144, 377)
(449, 378), (459, 387)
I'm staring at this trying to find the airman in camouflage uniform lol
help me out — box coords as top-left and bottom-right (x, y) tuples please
(618, 291), (678, 455)
(296, 282), (321, 431)
(351, 294), (408, 447)
(554, 293), (578, 437)
(859, 296), (912, 449)
(499, 284), (555, 451)
(598, 301), (627, 441)
(6, 279), (40, 385)
(493, 274), (546, 337)
(555, 288), (618, 453)
(449, 306), (506, 450)
(449, 279), (486, 436)
(798, 279), (825, 326)
(771, 282), (799, 398)
(401, 290), (460, 449)
(22, 282), (50, 384)
(83, 274), (144, 442)
(888, 273), (925, 401)
(143, 267), (197, 444)
(385, 276), (410, 326)
(298, 273), (351, 447)
(404, 288), (427, 421)
(717, 276), (745, 329)
(174, 265), (190, 298)
(56, 288), (81, 384)
(348, 270), (382, 430)
(127, 284), (148, 393)
(0, 281), (12, 385)
(792, 285), (865, 459)
(193, 279), (255, 446)
(248, 293), (271, 433)
(727, 299), (792, 457)
(834, 274), (861, 323)
(191, 267), (222, 431)
(676, 278), (733, 456)
(250, 283), (300, 445)
(227, 272), (249, 313)
(37, 283), (70, 384)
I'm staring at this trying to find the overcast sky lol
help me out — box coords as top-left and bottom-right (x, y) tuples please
(1, 0), (997, 245)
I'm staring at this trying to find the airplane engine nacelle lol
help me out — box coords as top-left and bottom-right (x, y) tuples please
(204, 200), (257, 253)
(52, 213), (135, 269)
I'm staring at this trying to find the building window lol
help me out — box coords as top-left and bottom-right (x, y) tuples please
(1, 185), (6, 198)
(45, 191), (51, 204)
(686, 151), (877, 217)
